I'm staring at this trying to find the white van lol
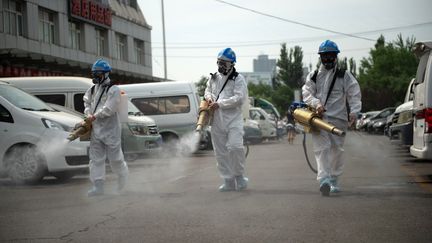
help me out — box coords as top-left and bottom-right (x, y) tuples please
(119, 82), (200, 143)
(389, 78), (414, 145)
(1, 77), (162, 161)
(249, 107), (277, 139)
(411, 41), (432, 159)
(0, 81), (89, 183)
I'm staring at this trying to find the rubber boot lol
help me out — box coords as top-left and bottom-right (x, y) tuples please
(218, 178), (236, 192)
(88, 179), (104, 197)
(330, 177), (341, 193)
(235, 175), (249, 191)
(319, 178), (331, 197)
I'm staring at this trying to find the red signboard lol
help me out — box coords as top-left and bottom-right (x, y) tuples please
(0, 66), (63, 77)
(70, 0), (112, 27)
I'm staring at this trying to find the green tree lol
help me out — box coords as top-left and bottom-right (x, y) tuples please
(348, 57), (357, 77)
(358, 34), (418, 111)
(276, 44), (304, 89)
(195, 76), (208, 97)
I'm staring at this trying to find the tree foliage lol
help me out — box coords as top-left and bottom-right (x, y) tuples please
(276, 44), (304, 89)
(195, 76), (208, 97)
(247, 43), (304, 115)
(358, 34), (418, 111)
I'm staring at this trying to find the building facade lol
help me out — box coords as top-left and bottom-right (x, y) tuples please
(253, 54), (276, 73)
(0, 0), (163, 83)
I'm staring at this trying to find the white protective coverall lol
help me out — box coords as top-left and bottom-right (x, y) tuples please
(83, 78), (129, 183)
(302, 65), (361, 181)
(204, 70), (248, 179)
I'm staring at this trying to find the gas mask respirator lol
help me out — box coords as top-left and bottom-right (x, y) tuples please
(91, 72), (108, 84)
(217, 59), (233, 75)
(320, 53), (337, 70)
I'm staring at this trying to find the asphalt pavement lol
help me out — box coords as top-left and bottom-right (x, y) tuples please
(0, 132), (431, 242)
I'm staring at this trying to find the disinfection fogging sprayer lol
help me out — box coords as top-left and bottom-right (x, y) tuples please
(290, 102), (345, 173)
(196, 100), (211, 132)
(67, 118), (92, 142)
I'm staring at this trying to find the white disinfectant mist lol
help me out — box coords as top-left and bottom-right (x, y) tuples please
(5, 132), (72, 182)
(127, 131), (204, 194)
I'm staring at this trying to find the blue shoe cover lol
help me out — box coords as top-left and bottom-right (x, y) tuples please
(88, 180), (104, 197)
(235, 176), (249, 191)
(219, 179), (236, 192)
(330, 177), (341, 193)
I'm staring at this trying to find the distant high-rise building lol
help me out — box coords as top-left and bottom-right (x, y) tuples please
(253, 54), (276, 73)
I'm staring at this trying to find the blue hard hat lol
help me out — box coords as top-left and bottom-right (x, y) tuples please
(91, 59), (112, 73)
(318, 40), (340, 54)
(217, 48), (236, 63)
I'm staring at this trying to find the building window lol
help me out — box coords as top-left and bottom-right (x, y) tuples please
(2, 0), (23, 36)
(133, 39), (144, 65)
(39, 8), (55, 44)
(95, 28), (107, 56)
(69, 22), (81, 50)
(115, 33), (127, 61)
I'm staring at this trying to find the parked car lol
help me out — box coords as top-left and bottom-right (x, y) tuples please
(119, 82), (200, 147)
(0, 82), (89, 183)
(357, 111), (379, 131)
(411, 41), (432, 159)
(389, 78), (415, 145)
(249, 97), (281, 120)
(249, 107), (277, 139)
(369, 116), (389, 134)
(366, 107), (396, 133)
(1, 76), (162, 161)
(48, 103), (160, 161)
(244, 118), (263, 144)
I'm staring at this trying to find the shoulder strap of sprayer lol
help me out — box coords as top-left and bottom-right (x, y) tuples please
(311, 68), (345, 106)
(212, 68), (239, 102)
(90, 83), (115, 114)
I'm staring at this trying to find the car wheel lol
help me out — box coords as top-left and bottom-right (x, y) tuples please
(4, 144), (47, 184)
(161, 134), (179, 155)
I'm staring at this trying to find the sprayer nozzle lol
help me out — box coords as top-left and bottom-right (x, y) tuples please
(195, 125), (203, 132)
(332, 128), (345, 137)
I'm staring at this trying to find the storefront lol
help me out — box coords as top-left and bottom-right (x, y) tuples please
(0, 0), (164, 83)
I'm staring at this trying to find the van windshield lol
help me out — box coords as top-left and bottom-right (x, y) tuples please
(0, 85), (55, 111)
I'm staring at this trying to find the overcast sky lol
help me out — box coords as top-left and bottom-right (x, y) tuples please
(137, 0), (432, 82)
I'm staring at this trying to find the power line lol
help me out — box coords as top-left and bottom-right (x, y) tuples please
(214, 0), (408, 42)
(152, 21), (432, 48)
(152, 47), (371, 59)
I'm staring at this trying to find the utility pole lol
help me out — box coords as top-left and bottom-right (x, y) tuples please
(161, 0), (167, 80)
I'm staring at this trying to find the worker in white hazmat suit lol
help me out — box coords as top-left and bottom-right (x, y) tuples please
(84, 59), (129, 196)
(302, 40), (362, 196)
(204, 48), (249, 192)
